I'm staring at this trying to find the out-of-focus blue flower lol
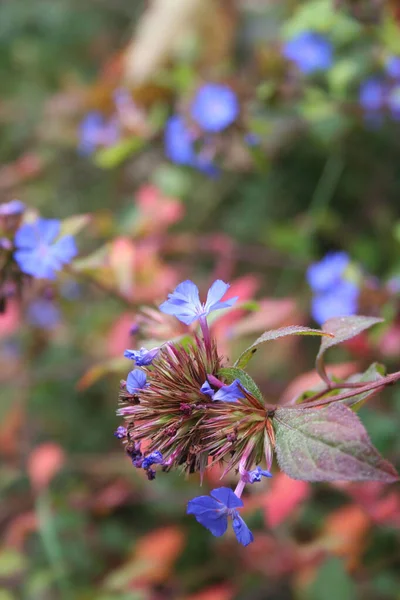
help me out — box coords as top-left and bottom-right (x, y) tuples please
(79, 111), (119, 155)
(385, 56), (400, 79)
(283, 32), (333, 74)
(164, 115), (196, 165)
(311, 281), (359, 325)
(241, 466), (272, 484)
(387, 85), (400, 120)
(191, 84), (239, 133)
(142, 450), (163, 470)
(14, 218), (77, 280)
(244, 133), (260, 147)
(200, 379), (246, 403)
(114, 426), (127, 439)
(27, 299), (61, 330)
(126, 369), (148, 394)
(187, 487), (253, 546)
(124, 346), (159, 366)
(0, 200), (25, 216)
(306, 252), (350, 293)
(359, 77), (387, 112)
(159, 280), (238, 326)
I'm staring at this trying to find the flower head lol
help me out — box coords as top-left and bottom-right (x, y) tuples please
(311, 281), (359, 325)
(114, 426), (127, 439)
(187, 487), (253, 546)
(142, 450), (163, 470)
(124, 346), (159, 366)
(307, 252), (350, 293)
(14, 218), (77, 280)
(126, 369), (148, 394)
(0, 200), (25, 216)
(159, 280), (238, 325)
(283, 32), (333, 74)
(164, 115), (196, 166)
(79, 111), (119, 155)
(359, 77), (387, 113)
(191, 84), (239, 133)
(240, 465), (272, 484)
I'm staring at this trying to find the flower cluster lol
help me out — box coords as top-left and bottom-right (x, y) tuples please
(115, 280), (274, 546)
(165, 83), (239, 174)
(307, 252), (359, 325)
(283, 31), (333, 74)
(359, 55), (400, 123)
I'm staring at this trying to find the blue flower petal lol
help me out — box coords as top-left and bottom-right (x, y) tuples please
(200, 380), (215, 397)
(126, 369), (148, 394)
(159, 280), (202, 325)
(204, 280), (236, 312)
(191, 84), (239, 133)
(187, 495), (228, 537)
(283, 31), (333, 74)
(232, 515), (254, 546)
(124, 347), (159, 366)
(306, 252), (350, 293)
(210, 487), (243, 509)
(212, 380), (246, 403)
(36, 218), (61, 244)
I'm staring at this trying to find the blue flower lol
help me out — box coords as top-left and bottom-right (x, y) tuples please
(27, 299), (61, 330)
(385, 56), (400, 79)
(187, 487), (253, 546)
(78, 111), (119, 155)
(359, 77), (387, 113)
(159, 280), (238, 325)
(388, 85), (400, 121)
(241, 466), (272, 484)
(124, 346), (159, 366)
(191, 84), (239, 133)
(0, 200), (25, 216)
(14, 218), (77, 280)
(126, 369), (148, 394)
(311, 281), (359, 325)
(201, 379), (246, 403)
(114, 426), (127, 439)
(283, 32), (333, 74)
(164, 115), (196, 166)
(306, 252), (350, 293)
(142, 450), (163, 470)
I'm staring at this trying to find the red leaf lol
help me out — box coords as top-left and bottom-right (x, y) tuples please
(264, 473), (310, 527)
(27, 443), (65, 491)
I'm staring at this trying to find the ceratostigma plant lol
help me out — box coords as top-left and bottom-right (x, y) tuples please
(115, 280), (399, 546)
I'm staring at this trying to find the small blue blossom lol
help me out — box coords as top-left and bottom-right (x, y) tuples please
(191, 84), (239, 133)
(385, 56), (400, 79)
(14, 218), (77, 280)
(114, 426), (127, 439)
(359, 77), (387, 113)
(124, 346), (159, 366)
(201, 379), (246, 403)
(164, 115), (196, 166)
(283, 32), (333, 74)
(241, 466), (272, 484)
(159, 279), (238, 325)
(306, 252), (350, 293)
(27, 299), (61, 330)
(187, 487), (253, 546)
(142, 450), (163, 470)
(126, 369), (148, 394)
(311, 281), (359, 325)
(387, 85), (400, 120)
(0, 200), (25, 216)
(79, 111), (119, 155)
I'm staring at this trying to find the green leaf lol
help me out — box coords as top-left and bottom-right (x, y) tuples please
(316, 316), (384, 383)
(94, 137), (144, 169)
(342, 363), (386, 410)
(234, 325), (332, 369)
(59, 214), (91, 237)
(308, 558), (356, 600)
(218, 367), (264, 403)
(273, 403), (398, 482)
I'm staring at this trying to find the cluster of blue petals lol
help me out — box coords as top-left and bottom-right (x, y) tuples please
(124, 346), (159, 366)
(164, 83), (238, 174)
(159, 279), (238, 325)
(359, 55), (400, 123)
(200, 379), (246, 403)
(187, 487), (253, 546)
(0, 200), (25, 216)
(241, 466), (272, 484)
(307, 252), (359, 324)
(283, 31), (333, 74)
(14, 218), (77, 280)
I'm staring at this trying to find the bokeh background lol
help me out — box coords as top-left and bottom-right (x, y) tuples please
(1, 1), (400, 598)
